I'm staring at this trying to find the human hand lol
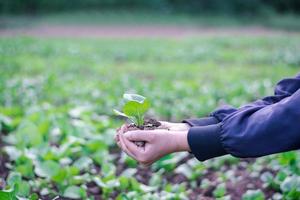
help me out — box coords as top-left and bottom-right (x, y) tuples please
(114, 121), (190, 143)
(159, 121), (190, 131)
(116, 128), (190, 166)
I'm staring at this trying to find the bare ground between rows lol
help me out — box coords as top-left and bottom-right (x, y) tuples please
(0, 140), (278, 199)
(0, 25), (300, 38)
(112, 150), (277, 200)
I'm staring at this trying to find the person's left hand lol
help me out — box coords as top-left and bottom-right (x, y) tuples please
(116, 127), (190, 166)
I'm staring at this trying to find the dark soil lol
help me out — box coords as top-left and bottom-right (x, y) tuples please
(127, 118), (162, 131)
(126, 118), (162, 147)
(109, 141), (278, 200)
(0, 136), (9, 188)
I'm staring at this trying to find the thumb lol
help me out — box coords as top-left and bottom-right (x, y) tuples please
(124, 130), (151, 142)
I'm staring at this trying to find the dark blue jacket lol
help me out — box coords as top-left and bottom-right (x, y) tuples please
(184, 73), (300, 161)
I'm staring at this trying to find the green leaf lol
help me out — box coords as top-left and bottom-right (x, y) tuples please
(242, 189), (265, 200)
(0, 187), (17, 200)
(105, 179), (120, 188)
(280, 176), (300, 192)
(15, 156), (34, 178)
(0, 114), (12, 132)
(152, 154), (176, 171)
(34, 160), (60, 179)
(175, 164), (193, 179)
(213, 183), (226, 198)
(15, 120), (43, 148)
(113, 109), (137, 124)
(123, 100), (150, 116)
(29, 193), (39, 200)
(73, 156), (93, 170)
(119, 176), (129, 190)
(3, 146), (22, 161)
(93, 177), (107, 188)
(51, 168), (67, 183)
(123, 94), (146, 104)
(120, 168), (137, 178)
(260, 171), (273, 183)
(123, 102), (141, 117)
(114, 93), (150, 126)
(6, 173), (30, 197)
(123, 100), (150, 126)
(113, 109), (129, 118)
(86, 140), (107, 152)
(7, 172), (22, 187)
(63, 186), (86, 199)
(17, 180), (30, 197)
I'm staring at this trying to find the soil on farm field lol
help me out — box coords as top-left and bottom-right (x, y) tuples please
(1, 132), (278, 200)
(1, 141), (278, 199)
(0, 154), (8, 188)
(110, 144), (278, 200)
(126, 118), (162, 147)
(0, 137), (9, 188)
(187, 160), (276, 200)
(127, 118), (162, 131)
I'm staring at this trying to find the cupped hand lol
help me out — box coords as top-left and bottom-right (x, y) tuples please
(114, 121), (190, 143)
(116, 128), (190, 166)
(159, 121), (190, 131)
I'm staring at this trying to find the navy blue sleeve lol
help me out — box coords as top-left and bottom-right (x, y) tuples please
(182, 117), (218, 127)
(187, 73), (300, 161)
(211, 73), (300, 121)
(220, 89), (300, 158)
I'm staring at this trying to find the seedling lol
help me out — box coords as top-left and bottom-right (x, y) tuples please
(113, 93), (150, 128)
(114, 93), (161, 147)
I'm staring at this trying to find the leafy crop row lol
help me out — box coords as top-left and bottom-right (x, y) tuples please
(0, 36), (299, 199)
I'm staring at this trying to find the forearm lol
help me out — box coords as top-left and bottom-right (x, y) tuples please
(221, 90), (300, 158)
(187, 89), (300, 161)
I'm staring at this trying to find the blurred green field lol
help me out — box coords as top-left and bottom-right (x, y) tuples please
(1, 10), (300, 31)
(0, 35), (300, 199)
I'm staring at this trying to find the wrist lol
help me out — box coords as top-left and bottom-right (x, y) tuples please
(178, 122), (191, 131)
(173, 130), (191, 152)
(171, 122), (191, 131)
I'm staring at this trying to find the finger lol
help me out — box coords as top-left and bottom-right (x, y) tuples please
(117, 124), (127, 134)
(119, 133), (137, 159)
(124, 130), (154, 142)
(114, 133), (120, 143)
(139, 147), (155, 166)
(122, 136), (150, 164)
(123, 135), (144, 157)
(120, 141), (135, 159)
(121, 124), (129, 133)
(117, 126), (124, 134)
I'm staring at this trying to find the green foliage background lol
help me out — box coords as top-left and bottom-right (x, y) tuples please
(0, 35), (300, 199)
(1, 0), (300, 14)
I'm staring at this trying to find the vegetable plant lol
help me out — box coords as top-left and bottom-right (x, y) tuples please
(113, 93), (150, 127)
